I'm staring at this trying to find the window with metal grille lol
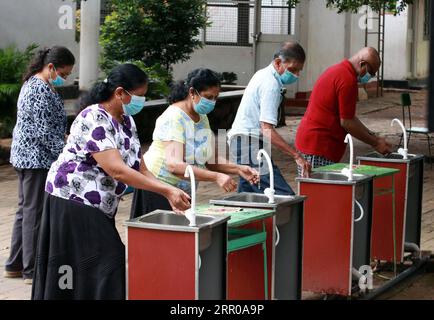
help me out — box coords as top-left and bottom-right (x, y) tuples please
(100, 0), (111, 25)
(424, 0), (430, 40)
(260, 0), (295, 36)
(204, 0), (295, 47)
(76, 0), (111, 26)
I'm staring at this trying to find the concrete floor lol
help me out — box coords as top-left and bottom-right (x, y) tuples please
(0, 90), (433, 300)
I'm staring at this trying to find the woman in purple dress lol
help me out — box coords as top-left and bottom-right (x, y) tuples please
(32, 64), (191, 300)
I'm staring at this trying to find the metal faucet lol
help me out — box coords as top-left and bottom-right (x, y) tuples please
(257, 149), (275, 204)
(341, 134), (354, 181)
(391, 118), (408, 160)
(184, 165), (196, 226)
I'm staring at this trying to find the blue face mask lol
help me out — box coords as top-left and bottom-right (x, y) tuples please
(122, 90), (146, 116)
(280, 69), (299, 85)
(193, 90), (216, 115)
(358, 71), (373, 84)
(49, 66), (65, 87)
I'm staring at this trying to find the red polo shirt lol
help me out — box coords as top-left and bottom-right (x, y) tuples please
(295, 60), (358, 162)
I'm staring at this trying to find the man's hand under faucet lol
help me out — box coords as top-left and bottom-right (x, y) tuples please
(373, 136), (393, 155)
(260, 122), (311, 178)
(294, 153), (311, 178)
(238, 165), (260, 185)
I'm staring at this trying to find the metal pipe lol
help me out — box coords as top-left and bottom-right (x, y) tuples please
(359, 256), (430, 300)
(404, 242), (421, 259)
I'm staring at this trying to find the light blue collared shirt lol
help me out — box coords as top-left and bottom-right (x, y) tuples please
(228, 64), (284, 141)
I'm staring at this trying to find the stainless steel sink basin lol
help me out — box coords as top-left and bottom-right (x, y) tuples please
(125, 210), (228, 232)
(358, 152), (424, 163)
(125, 210), (229, 252)
(210, 193), (303, 209)
(138, 211), (216, 227)
(296, 171), (371, 185)
(210, 193), (305, 226)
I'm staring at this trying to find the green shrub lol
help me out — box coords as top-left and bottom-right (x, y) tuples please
(100, 0), (208, 72)
(0, 44), (38, 138)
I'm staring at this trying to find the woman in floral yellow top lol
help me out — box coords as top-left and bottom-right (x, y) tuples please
(131, 68), (259, 218)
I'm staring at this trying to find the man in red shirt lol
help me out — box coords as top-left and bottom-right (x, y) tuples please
(295, 47), (392, 171)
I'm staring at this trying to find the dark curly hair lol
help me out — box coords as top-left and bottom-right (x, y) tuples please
(23, 46), (75, 82)
(80, 63), (148, 109)
(168, 68), (221, 104)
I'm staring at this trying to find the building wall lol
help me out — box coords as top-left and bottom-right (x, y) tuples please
(410, 0), (430, 79)
(0, 0), (80, 81)
(172, 0), (371, 93)
(296, 0), (348, 92)
(1, 0), (422, 90)
(384, 10), (409, 81)
(172, 46), (255, 85)
(174, 0), (417, 92)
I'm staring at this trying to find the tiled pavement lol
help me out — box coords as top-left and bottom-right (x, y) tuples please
(0, 90), (433, 300)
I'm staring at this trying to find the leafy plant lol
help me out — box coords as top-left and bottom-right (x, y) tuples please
(287, 0), (413, 14)
(100, 0), (208, 72)
(0, 44), (38, 138)
(220, 72), (238, 85)
(100, 59), (171, 100)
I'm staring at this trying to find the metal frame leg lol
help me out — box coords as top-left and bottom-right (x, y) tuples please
(392, 175), (397, 277)
(426, 134), (433, 170)
(262, 221), (268, 300)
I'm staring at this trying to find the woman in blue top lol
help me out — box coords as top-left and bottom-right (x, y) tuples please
(5, 46), (75, 284)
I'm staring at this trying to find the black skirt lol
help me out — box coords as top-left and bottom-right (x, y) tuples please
(32, 193), (125, 300)
(129, 189), (172, 219)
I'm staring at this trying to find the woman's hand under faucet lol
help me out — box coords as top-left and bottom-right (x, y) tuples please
(166, 186), (191, 214)
(215, 173), (238, 193)
(238, 165), (260, 185)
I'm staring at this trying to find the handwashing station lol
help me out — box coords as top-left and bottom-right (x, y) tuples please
(209, 149), (306, 300)
(297, 134), (374, 296)
(125, 166), (229, 300)
(358, 119), (425, 264)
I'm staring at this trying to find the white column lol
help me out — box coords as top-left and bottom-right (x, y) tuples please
(79, 0), (101, 90)
(295, 0), (310, 93)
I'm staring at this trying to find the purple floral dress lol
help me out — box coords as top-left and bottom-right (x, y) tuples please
(45, 104), (142, 218)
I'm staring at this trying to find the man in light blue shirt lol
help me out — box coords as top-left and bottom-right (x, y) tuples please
(228, 41), (311, 195)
